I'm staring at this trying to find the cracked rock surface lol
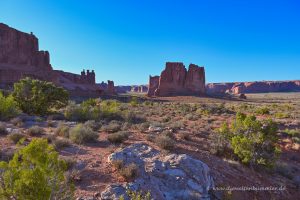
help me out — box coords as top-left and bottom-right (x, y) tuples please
(101, 143), (214, 200)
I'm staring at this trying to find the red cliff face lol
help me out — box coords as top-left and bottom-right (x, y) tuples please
(147, 62), (206, 96)
(147, 76), (160, 96)
(0, 23), (114, 97)
(0, 23), (52, 71)
(206, 81), (300, 94)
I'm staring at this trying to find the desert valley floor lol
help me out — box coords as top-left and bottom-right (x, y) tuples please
(1, 92), (300, 200)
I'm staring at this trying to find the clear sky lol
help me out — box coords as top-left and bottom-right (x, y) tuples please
(1, 0), (299, 85)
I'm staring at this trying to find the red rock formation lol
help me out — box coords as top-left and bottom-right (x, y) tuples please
(107, 80), (116, 95)
(0, 23), (113, 98)
(206, 81), (300, 94)
(147, 76), (160, 96)
(185, 64), (206, 94)
(0, 23), (52, 71)
(148, 62), (206, 96)
(96, 80), (116, 95)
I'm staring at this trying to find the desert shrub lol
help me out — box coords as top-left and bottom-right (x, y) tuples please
(123, 111), (144, 124)
(119, 163), (138, 180)
(62, 157), (76, 170)
(100, 100), (122, 120)
(10, 117), (24, 127)
(55, 123), (70, 138)
(0, 123), (7, 135)
(69, 124), (98, 144)
(120, 189), (151, 200)
(129, 96), (139, 107)
(64, 101), (96, 122)
(218, 112), (280, 168)
(8, 132), (26, 144)
(255, 107), (270, 115)
(179, 131), (190, 140)
(101, 121), (121, 133)
(64, 99), (121, 122)
(209, 122), (231, 156)
(81, 98), (98, 107)
(168, 121), (184, 130)
(26, 125), (44, 136)
(283, 129), (299, 137)
(275, 112), (290, 119)
(44, 134), (56, 143)
(0, 92), (20, 121)
(46, 120), (56, 127)
(138, 122), (150, 132)
(143, 101), (153, 106)
(184, 113), (198, 121)
(84, 120), (100, 131)
(111, 159), (124, 170)
(53, 138), (71, 150)
(0, 138), (74, 199)
(47, 113), (65, 121)
(107, 131), (129, 144)
(146, 134), (155, 142)
(12, 78), (69, 115)
(155, 135), (175, 150)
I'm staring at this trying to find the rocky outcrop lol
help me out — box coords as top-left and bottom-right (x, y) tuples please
(0, 23), (114, 97)
(115, 86), (132, 93)
(97, 81), (116, 95)
(148, 62), (206, 96)
(101, 143), (214, 200)
(206, 81), (300, 95)
(0, 23), (51, 71)
(130, 85), (148, 93)
(147, 76), (160, 96)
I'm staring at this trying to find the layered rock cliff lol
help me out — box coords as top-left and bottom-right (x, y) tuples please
(148, 62), (206, 96)
(206, 81), (300, 94)
(0, 23), (115, 97)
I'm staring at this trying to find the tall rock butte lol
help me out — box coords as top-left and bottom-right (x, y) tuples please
(148, 62), (206, 96)
(0, 23), (115, 97)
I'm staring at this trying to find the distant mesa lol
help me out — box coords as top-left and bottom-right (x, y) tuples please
(0, 23), (115, 97)
(206, 81), (300, 95)
(148, 62), (206, 96)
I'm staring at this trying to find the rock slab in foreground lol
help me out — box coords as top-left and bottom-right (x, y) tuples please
(101, 143), (214, 200)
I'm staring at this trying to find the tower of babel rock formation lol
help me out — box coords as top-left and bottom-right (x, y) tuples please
(148, 62), (206, 96)
(0, 23), (115, 97)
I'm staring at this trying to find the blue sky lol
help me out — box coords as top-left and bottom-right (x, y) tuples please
(1, 0), (299, 85)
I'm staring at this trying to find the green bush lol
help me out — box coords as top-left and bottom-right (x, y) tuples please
(12, 78), (69, 115)
(69, 124), (98, 144)
(107, 131), (129, 144)
(64, 100), (101, 122)
(0, 138), (74, 199)
(129, 96), (139, 107)
(0, 92), (20, 121)
(217, 112), (280, 168)
(120, 190), (151, 200)
(255, 107), (270, 115)
(100, 100), (122, 120)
